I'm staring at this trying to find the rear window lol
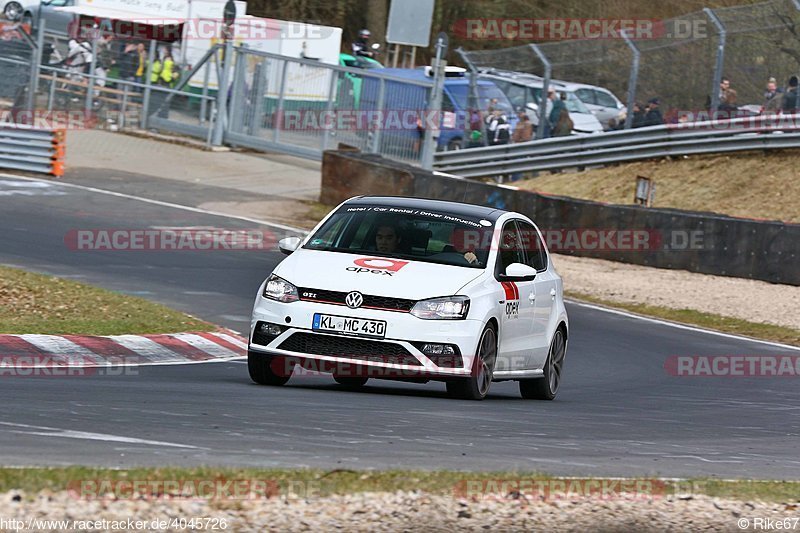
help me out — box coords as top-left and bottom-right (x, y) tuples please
(304, 205), (496, 269)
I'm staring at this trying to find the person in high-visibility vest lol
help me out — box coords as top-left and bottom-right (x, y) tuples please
(160, 51), (175, 87)
(150, 53), (163, 84)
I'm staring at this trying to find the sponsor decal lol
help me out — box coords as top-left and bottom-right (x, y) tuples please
(502, 282), (520, 319)
(346, 258), (409, 277)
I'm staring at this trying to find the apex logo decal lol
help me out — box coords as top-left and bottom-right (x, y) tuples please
(346, 258), (409, 277)
(502, 282), (520, 319)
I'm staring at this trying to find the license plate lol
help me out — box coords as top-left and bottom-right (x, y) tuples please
(312, 313), (387, 339)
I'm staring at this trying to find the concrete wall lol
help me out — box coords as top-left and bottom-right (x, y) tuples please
(321, 150), (799, 286)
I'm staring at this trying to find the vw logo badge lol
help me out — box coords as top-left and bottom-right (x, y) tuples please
(345, 291), (364, 309)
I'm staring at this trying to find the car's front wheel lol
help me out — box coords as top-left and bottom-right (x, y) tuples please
(4, 2), (22, 21)
(519, 328), (566, 400)
(248, 350), (293, 386)
(446, 324), (497, 400)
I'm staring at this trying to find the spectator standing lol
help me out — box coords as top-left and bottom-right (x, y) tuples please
(643, 98), (664, 126)
(548, 90), (565, 132)
(511, 109), (533, 143)
(134, 42), (147, 85)
(553, 94), (573, 137)
(782, 76), (799, 114)
(632, 102), (646, 128)
(718, 88), (738, 116)
(488, 109), (511, 145)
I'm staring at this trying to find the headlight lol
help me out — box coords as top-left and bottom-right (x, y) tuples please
(262, 274), (299, 303)
(410, 296), (470, 320)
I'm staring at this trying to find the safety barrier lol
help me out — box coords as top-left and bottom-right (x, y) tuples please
(0, 125), (65, 176)
(433, 115), (800, 178)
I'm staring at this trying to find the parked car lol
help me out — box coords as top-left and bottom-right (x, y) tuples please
(553, 80), (627, 129)
(360, 67), (518, 155)
(21, 0), (76, 36)
(481, 70), (604, 135)
(249, 195), (569, 401)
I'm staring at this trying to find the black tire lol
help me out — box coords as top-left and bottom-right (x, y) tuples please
(520, 328), (566, 400)
(248, 350), (292, 386)
(4, 2), (22, 21)
(446, 325), (497, 401)
(333, 375), (369, 389)
(446, 139), (463, 152)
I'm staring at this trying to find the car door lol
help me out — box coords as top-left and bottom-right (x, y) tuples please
(575, 87), (602, 119)
(517, 220), (557, 369)
(594, 88), (622, 125)
(494, 220), (535, 371)
(41, 0), (75, 37)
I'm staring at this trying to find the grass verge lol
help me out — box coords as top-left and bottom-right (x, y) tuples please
(0, 265), (213, 335)
(0, 468), (798, 503)
(566, 290), (800, 347)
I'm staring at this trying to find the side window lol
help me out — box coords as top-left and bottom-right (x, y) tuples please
(495, 221), (525, 277)
(517, 221), (547, 272)
(576, 88), (595, 104)
(442, 93), (456, 113)
(595, 90), (618, 108)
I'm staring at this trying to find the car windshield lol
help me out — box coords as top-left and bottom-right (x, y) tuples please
(342, 56), (383, 69)
(303, 205), (495, 269)
(448, 84), (515, 115)
(526, 86), (591, 114)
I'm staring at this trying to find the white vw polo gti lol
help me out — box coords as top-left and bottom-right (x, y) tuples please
(249, 196), (568, 400)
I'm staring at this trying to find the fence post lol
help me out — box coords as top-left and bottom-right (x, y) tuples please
(456, 48), (483, 149)
(200, 54), (212, 124)
(369, 77), (386, 154)
(621, 30), (640, 129)
(85, 37), (98, 116)
(321, 69), (339, 152)
(529, 44), (551, 139)
(421, 34), (448, 170)
(272, 60), (289, 144)
(704, 8), (726, 114)
(140, 40), (157, 130)
(212, 39), (234, 146)
(27, 19), (45, 114)
(228, 48), (247, 133)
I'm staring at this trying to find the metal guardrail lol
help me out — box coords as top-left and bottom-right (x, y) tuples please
(0, 124), (65, 176)
(433, 114), (800, 178)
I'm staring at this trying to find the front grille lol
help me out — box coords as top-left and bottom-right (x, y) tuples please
(278, 332), (422, 366)
(298, 288), (416, 312)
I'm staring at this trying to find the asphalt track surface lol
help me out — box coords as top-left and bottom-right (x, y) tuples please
(1, 175), (798, 479)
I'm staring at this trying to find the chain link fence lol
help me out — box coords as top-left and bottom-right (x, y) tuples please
(459, 0), (800, 130)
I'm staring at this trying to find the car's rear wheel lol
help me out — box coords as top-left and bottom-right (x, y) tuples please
(446, 325), (497, 400)
(248, 350), (292, 386)
(4, 2), (22, 21)
(519, 328), (566, 400)
(333, 375), (369, 388)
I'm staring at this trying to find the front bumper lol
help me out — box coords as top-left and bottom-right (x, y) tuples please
(250, 297), (485, 378)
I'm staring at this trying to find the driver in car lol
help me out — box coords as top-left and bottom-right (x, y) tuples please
(375, 224), (479, 265)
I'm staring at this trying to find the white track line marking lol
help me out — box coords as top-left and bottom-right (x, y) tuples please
(0, 422), (202, 449)
(18, 335), (102, 365)
(169, 333), (241, 358)
(0, 174), (306, 234)
(566, 300), (800, 352)
(4, 174), (795, 352)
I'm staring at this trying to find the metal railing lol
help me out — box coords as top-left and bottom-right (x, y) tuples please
(433, 114), (800, 177)
(0, 124), (65, 175)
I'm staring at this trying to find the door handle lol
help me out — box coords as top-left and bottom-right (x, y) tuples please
(550, 288), (557, 300)
(529, 292), (536, 302)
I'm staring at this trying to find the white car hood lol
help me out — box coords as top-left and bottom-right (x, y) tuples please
(571, 112), (604, 133)
(274, 249), (484, 300)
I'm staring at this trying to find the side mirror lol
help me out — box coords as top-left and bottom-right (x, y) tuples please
(501, 263), (537, 282)
(278, 236), (301, 256)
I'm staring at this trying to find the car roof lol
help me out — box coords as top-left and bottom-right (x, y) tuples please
(377, 68), (495, 86)
(480, 71), (573, 91)
(345, 196), (509, 222)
